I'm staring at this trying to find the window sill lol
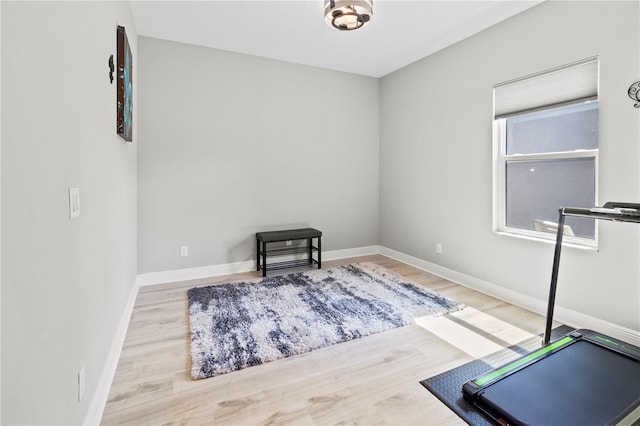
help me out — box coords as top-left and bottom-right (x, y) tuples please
(494, 230), (598, 251)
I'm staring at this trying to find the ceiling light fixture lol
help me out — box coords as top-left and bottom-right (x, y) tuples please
(324, 0), (373, 31)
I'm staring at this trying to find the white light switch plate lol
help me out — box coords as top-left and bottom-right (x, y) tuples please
(69, 187), (80, 219)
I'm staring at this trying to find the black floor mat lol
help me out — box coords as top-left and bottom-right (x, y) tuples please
(420, 325), (574, 426)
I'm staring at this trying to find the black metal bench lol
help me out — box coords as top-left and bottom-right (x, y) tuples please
(255, 228), (322, 277)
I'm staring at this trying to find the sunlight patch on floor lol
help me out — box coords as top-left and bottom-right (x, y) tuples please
(450, 307), (535, 345)
(415, 315), (504, 358)
(415, 307), (536, 358)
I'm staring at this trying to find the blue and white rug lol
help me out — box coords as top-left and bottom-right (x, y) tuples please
(188, 262), (463, 379)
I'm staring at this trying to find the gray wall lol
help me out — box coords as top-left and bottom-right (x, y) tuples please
(137, 37), (379, 273)
(1, 1), (138, 424)
(380, 0), (639, 331)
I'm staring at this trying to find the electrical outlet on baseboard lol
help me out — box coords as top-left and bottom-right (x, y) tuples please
(180, 246), (188, 257)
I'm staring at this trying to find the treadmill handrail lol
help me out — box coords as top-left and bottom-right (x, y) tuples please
(543, 202), (640, 345)
(562, 205), (640, 223)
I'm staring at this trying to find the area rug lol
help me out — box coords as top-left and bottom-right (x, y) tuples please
(188, 262), (464, 379)
(420, 325), (574, 425)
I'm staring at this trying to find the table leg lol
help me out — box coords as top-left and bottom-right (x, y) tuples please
(317, 236), (321, 269)
(256, 238), (260, 271)
(262, 241), (267, 277)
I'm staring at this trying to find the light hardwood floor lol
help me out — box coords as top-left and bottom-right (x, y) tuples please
(101, 255), (548, 425)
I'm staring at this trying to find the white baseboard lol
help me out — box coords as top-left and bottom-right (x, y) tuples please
(379, 246), (640, 347)
(83, 279), (140, 426)
(136, 246), (382, 287)
(136, 260), (256, 286)
(552, 305), (640, 347)
(323, 245), (381, 261)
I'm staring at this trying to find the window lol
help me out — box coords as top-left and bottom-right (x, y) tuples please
(493, 58), (599, 247)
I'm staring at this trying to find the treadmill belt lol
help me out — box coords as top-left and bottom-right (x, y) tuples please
(478, 340), (640, 425)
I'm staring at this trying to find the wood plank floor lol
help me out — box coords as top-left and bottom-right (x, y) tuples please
(101, 255), (547, 425)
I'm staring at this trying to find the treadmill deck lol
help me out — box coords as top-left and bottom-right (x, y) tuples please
(463, 329), (640, 426)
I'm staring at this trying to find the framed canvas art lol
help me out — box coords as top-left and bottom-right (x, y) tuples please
(117, 26), (133, 142)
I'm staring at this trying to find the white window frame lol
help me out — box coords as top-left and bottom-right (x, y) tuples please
(492, 58), (600, 249)
(493, 99), (599, 249)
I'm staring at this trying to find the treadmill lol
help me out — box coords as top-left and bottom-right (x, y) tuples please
(463, 202), (640, 426)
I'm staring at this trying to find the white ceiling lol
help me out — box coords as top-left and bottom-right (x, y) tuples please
(130, 0), (543, 78)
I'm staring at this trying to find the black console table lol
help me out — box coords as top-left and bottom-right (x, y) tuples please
(256, 228), (322, 277)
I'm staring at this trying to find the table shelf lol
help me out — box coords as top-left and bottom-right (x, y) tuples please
(261, 258), (320, 272)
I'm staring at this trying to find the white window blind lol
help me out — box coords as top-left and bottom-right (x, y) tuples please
(494, 58), (599, 118)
